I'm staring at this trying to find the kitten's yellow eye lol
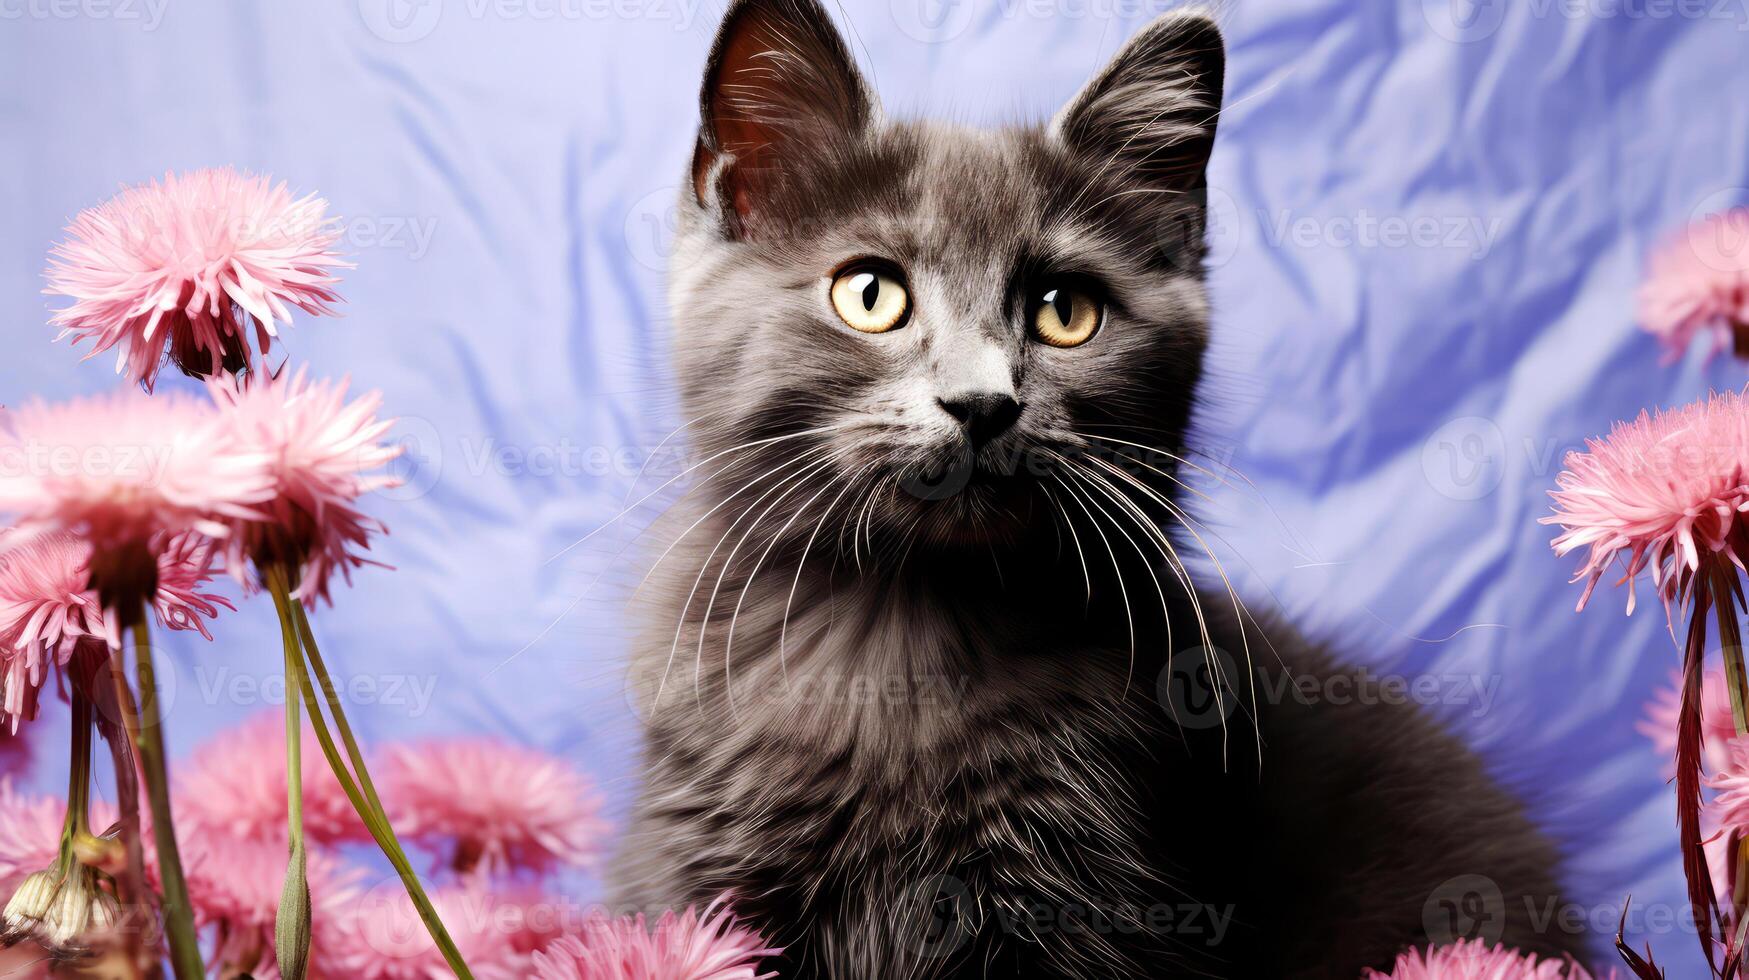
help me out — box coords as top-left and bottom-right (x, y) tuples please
(1031, 284), (1102, 348)
(830, 267), (910, 333)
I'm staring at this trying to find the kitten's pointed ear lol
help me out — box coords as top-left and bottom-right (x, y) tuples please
(1051, 10), (1225, 191)
(693, 0), (873, 235)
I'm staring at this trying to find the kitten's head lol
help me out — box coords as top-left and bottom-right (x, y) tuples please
(669, 0), (1223, 551)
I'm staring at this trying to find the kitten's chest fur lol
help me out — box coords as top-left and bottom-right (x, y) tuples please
(612, 540), (1262, 977)
(612, 516), (1581, 979)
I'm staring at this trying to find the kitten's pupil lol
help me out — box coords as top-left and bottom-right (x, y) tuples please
(854, 273), (879, 311)
(1046, 288), (1070, 324)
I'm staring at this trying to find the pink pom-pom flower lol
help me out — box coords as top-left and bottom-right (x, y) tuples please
(44, 168), (347, 389)
(530, 896), (779, 980)
(178, 831), (360, 980)
(1639, 208), (1749, 362)
(377, 738), (608, 876)
(1361, 939), (1606, 978)
(0, 529), (230, 730)
(1641, 665), (1741, 772)
(175, 712), (366, 846)
(1542, 392), (1749, 618)
(0, 780), (64, 896)
(324, 883), (524, 980)
(210, 367), (402, 607)
(0, 389), (271, 621)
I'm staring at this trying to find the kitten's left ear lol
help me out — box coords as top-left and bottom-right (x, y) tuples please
(1051, 10), (1225, 190)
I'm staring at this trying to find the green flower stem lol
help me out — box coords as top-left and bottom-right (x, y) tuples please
(267, 564), (313, 980)
(129, 608), (206, 980)
(269, 574), (472, 980)
(58, 687), (94, 870)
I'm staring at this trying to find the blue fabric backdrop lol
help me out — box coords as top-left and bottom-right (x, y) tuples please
(3, 0), (1747, 972)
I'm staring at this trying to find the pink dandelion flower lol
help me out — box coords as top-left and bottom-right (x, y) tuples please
(1542, 392), (1749, 617)
(0, 532), (101, 730)
(1639, 208), (1749, 362)
(1545, 391), (1749, 966)
(0, 529), (231, 729)
(210, 367), (402, 607)
(1708, 740), (1749, 837)
(1641, 665), (1740, 771)
(1361, 939), (1606, 978)
(178, 831), (359, 980)
(0, 390), (271, 622)
(530, 896), (779, 980)
(325, 883), (523, 980)
(176, 712), (366, 846)
(377, 738), (608, 876)
(44, 168), (347, 389)
(491, 888), (585, 958)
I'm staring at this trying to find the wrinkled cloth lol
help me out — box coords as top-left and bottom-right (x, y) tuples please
(2, 2), (1746, 972)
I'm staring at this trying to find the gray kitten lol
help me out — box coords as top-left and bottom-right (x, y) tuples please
(610, 3), (1581, 977)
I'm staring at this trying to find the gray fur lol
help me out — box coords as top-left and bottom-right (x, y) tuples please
(610, 4), (1580, 976)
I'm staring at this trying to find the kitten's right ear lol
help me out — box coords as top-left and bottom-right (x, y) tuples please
(692, 0), (873, 236)
(1051, 10), (1225, 193)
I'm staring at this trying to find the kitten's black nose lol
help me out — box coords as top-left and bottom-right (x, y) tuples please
(938, 393), (1022, 446)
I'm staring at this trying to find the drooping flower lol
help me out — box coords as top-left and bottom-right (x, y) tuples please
(0, 532), (101, 730)
(44, 168), (347, 389)
(0, 390), (271, 622)
(1641, 665), (1741, 772)
(1361, 939), (1604, 978)
(0, 529), (232, 730)
(1639, 208), (1749, 362)
(178, 831), (360, 979)
(176, 712), (366, 846)
(0, 784), (121, 958)
(324, 883), (524, 980)
(1545, 392), (1749, 968)
(377, 738), (608, 876)
(1542, 392), (1749, 617)
(1, 864), (119, 954)
(209, 367), (402, 607)
(529, 896), (779, 980)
